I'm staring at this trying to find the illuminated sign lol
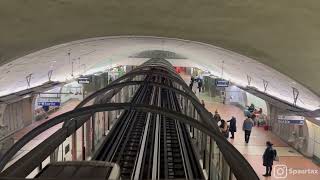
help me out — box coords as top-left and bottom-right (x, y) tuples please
(38, 102), (60, 106)
(78, 77), (91, 84)
(278, 115), (305, 125)
(215, 79), (229, 87)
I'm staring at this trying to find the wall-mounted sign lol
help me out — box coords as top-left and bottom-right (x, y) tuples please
(215, 79), (229, 87)
(78, 77), (91, 84)
(278, 115), (305, 125)
(38, 101), (61, 106)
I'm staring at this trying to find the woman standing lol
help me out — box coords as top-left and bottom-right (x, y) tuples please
(219, 120), (229, 138)
(227, 116), (237, 139)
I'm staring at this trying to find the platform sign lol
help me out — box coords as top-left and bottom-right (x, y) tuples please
(278, 115), (305, 125)
(215, 79), (229, 87)
(38, 101), (61, 106)
(78, 77), (91, 84)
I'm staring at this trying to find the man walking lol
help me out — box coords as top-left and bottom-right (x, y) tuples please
(263, 141), (276, 176)
(242, 116), (254, 143)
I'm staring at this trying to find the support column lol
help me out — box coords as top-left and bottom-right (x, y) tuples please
(91, 114), (95, 152)
(85, 117), (91, 158)
(71, 133), (77, 160)
(82, 125), (85, 160)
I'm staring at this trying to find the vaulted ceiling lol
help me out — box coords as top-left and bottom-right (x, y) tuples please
(0, 0), (320, 110)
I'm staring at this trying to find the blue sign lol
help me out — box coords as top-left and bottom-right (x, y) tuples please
(38, 102), (61, 106)
(215, 79), (229, 87)
(78, 77), (91, 84)
(278, 115), (305, 125)
(278, 119), (304, 125)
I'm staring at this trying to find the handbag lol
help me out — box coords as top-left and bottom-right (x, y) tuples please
(273, 149), (279, 161)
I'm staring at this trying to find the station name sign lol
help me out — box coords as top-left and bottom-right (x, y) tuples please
(78, 77), (91, 84)
(277, 115), (305, 125)
(215, 79), (229, 87)
(38, 101), (61, 107)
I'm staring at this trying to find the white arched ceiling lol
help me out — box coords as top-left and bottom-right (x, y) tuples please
(0, 36), (319, 110)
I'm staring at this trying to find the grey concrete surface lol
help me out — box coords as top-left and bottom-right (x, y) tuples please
(0, 0), (320, 95)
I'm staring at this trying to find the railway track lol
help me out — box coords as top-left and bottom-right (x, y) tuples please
(93, 72), (204, 179)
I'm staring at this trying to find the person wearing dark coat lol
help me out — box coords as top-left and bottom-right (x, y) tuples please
(248, 103), (255, 113)
(263, 141), (276, 177)
(189, 80), (194, 89)
(227, 116), (237, 139)
(189, 76), (195, 89)
(197, 79), (203, 92)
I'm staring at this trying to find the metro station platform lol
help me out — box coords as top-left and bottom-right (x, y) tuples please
(180, 73), (320, 179)
(202, 96), (320, 180)
(3, 100), (80, 169)
(0, 59), (260, 180)
(13, 99), (80, 142)
(8, 85), (320, 180)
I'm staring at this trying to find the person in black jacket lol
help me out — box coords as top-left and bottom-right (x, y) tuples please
(263, 141), (276, 177)
(197, 79), (203, 92)
(227, 116), (237, 139)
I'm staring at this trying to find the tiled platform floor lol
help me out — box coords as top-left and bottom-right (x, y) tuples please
(181, 73), (319, 179)
(199, 88), (320, 179)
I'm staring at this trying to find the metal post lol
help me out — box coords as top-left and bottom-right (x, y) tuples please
(71, 118), (78, 161)
(208, 138), (212, 179)
(263, 79), (269, 92)
(48, 70), (53, 82)
(67, 52), (71, 64)
(107, 111), (110, 130)
(292, 87), (299, 106)
(26, 73), (32, 88)
(221, 60), (224, 78)
(91, 114), (95, 151)
(202, 133), (206, 169)
(82, 125), (85, 160)
(247, 75), (252, 86)
(103, 112), (106, 136)
(71, 61), (74, 77)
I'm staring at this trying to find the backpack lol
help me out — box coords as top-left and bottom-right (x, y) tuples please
(273, 149), (279, 161)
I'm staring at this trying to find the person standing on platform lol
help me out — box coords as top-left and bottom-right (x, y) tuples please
(213, 110), (221, 122)
(242, 116), (254, 143)
(227, 116), (237, 139)
(219, 120), (229, 138)
(248, 103), (255, 113)
(189, 80), (194, 89)
(197, 79), (203, 93)
(201, 100), (205, 107)
(189, 76), (195, 89)
(263, 141), (276, 177)
(191, 76), (195, 83)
